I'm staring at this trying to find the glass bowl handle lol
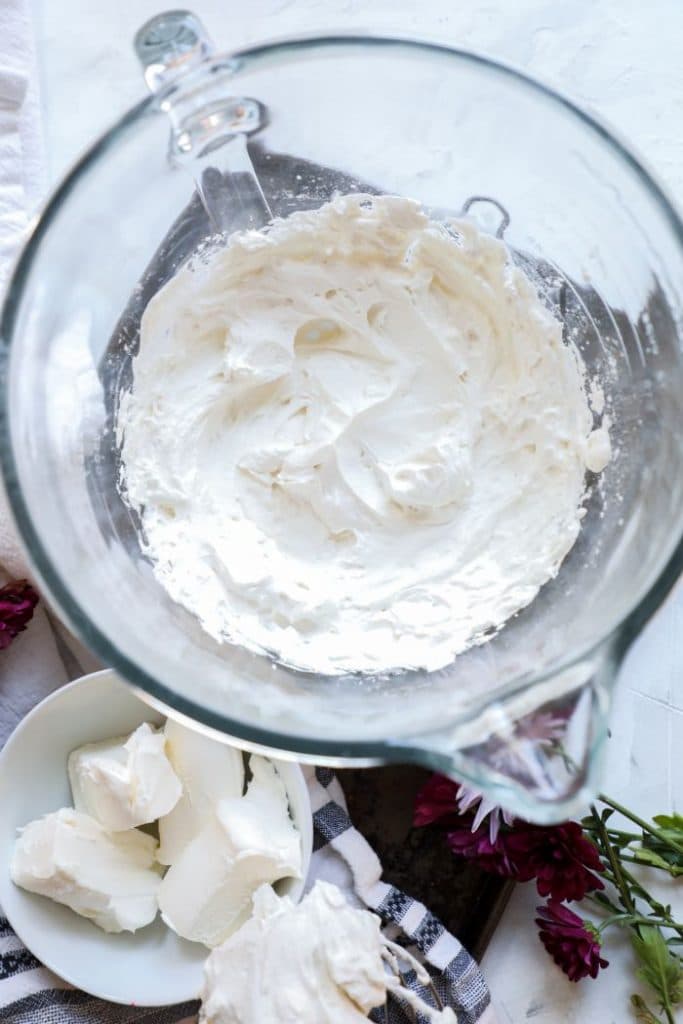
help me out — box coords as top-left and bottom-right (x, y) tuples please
(392, 639), (619, 825)
(133, 10), (272, 234)
(134, 10), (215, 92)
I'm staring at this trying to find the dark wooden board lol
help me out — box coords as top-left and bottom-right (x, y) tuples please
(340, 765), (513, 961)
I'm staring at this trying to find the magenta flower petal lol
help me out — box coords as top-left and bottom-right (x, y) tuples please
(456, 783), (516, 842)
(536, 900), (608, 982)
(413, 774), (462, 827)
(414, 773), (515, 840)
(0, 579), (39, 650)
(446, 825), (515, 877)
(505, 821), (605, 902)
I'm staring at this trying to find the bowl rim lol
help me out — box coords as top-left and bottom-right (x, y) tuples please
(2, 32), (683, 759)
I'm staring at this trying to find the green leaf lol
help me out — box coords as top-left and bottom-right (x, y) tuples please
(653, 814), (683, 835)
(630, 994), (662, 1023)
(632, 927), (683, 1009)
(591, 891), (617, 913)
(633, 847), (683, 877)
(633, 847), (669, 870)
(641, 833), (683, 870)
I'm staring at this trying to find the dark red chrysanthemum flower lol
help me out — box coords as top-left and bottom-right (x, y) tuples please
(0, 579), (39, 650)
(536, 900), (608, 982)
(445, 823), (528, 879)
(415, 774), (521, 876)
(414, 774), (515, 840)
(414, 774), (604, 902)
(505, 821), (605, 902)
(413, 774), (461, 828)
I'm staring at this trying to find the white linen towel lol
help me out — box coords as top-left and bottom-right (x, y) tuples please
(0, 0), (78, 749)
(0, 0), (45, 578)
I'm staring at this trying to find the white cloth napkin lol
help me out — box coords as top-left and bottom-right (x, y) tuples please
(0, 0), (43, 576)
(0, 0), (90, 746)
(0, 0), (44, 287)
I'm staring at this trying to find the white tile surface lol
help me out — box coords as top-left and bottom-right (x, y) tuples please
(31, 1), (683, 1020)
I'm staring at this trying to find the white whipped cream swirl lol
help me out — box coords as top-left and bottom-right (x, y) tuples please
(118, 194), (609, 674)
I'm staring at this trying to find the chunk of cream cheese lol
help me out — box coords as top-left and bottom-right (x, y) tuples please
(118, 193), (611, 676)
(11, 808), (162, 933)
(157, 718), (245, 866)
(68, 722), (182, 831)
(158, 755), (301, 947)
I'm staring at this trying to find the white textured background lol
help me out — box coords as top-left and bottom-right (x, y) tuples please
(31, 2), (683, 1021)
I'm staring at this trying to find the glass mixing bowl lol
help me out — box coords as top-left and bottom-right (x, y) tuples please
(2, 13), (683, 823)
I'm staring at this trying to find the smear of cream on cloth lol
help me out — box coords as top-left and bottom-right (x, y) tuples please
(200, 880), (458, 1024)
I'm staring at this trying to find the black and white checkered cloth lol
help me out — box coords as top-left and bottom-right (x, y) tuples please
(0, 765), (495, 1024)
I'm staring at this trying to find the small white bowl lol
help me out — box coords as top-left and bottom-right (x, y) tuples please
(0, 669), (312, 1006)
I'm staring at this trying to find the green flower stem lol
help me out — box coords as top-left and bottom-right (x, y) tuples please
(585, 833), (678, 1024)
(586, 891), (623, 916)
(618, 852), (683, 876)
(600, 864), (661, 917)
(617, 866), (683, 940)
(599, 860), (683, 942)
(615, 853), (654, 866)
(663, 988), (677, 1024)
(599, 794), (683, 857)
(596, 912), (642, 933)
(584, 824), (641, 844)
(598, 914), (683, 935)
(600, 859), (661, 909)
(591, 805), (637, 915)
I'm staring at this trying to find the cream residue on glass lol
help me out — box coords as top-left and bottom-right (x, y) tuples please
(117, 194), (610, 675)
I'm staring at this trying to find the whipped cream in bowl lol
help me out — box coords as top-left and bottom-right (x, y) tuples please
(117, 193), (610, 677)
